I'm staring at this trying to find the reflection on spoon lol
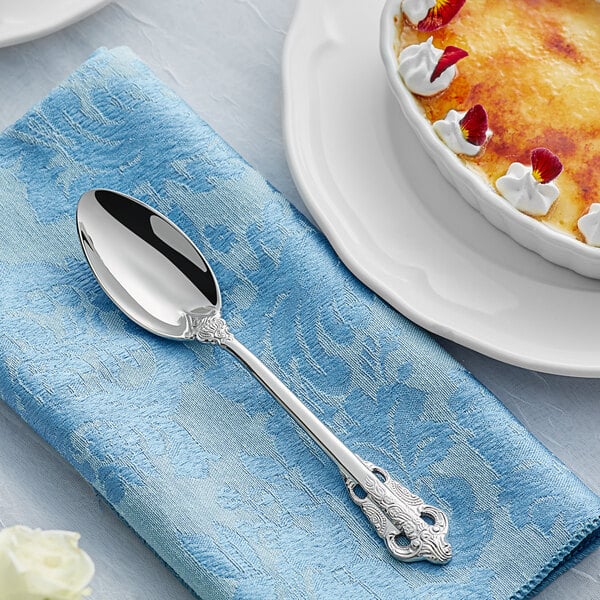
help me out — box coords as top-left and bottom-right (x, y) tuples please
(76, 189), (452, 564)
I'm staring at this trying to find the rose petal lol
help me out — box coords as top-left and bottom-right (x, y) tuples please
(418, 0), (467, 32)
(430, 45), (468, 82)
(531, 147), (563, 184)
(459, 104), (489, 146)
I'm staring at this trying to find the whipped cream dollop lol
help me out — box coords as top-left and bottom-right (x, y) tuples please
(496, 163), (559, 216)
(402, 0), (436, 24)
(398, 37), (457, 96)
(578, 204), (600, 246)
(433, 109), (490, 156)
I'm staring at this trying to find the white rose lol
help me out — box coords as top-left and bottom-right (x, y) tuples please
(0, 526), (94, 600)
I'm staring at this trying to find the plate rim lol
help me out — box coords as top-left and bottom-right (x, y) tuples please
(0, 0), (111, 49)
(281, 0), (600, 378)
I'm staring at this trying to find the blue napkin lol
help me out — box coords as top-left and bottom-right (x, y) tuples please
(0, 47), (598, 600)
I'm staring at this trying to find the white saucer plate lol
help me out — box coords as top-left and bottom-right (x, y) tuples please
(0, 0), (110, 48)
(282, 0), (600, 377)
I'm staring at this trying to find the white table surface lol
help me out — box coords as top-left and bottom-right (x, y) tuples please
(0, 1), (598, 598)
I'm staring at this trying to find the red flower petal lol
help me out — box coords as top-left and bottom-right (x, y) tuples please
(418, 0), (467, 32)
(531, 147), (563, 184)
(459, 104), (488, 146)
(430, 46), (468, 82)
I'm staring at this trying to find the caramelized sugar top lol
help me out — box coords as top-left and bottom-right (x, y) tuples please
(396, 0), (600, 238)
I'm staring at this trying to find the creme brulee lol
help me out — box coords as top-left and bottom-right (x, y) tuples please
(395, 0), (600, 240)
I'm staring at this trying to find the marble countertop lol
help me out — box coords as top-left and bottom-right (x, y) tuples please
(0, 1), (598, 598)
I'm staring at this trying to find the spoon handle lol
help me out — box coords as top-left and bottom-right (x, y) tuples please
(189, 313), (451, 564)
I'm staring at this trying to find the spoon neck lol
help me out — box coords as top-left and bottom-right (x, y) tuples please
(220, 335), (371, 482)
(185, 312), (234, 345)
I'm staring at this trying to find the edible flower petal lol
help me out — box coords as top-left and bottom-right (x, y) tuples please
(531, 147), (563, 184)
(459, 104), (488, 146)
(418, 0), (467, 32)
(430, 46), (468, 82)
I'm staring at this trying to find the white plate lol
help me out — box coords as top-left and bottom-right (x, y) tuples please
(0, 0), (110, 48)
(282, 0), (600, 377)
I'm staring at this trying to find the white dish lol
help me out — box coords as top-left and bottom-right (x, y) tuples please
(282, 0), (600, 377)
(0, 0), (110, 48)
(379, 0), (600, 280)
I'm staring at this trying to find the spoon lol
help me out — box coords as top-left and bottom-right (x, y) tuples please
(76, 189), (452, 564)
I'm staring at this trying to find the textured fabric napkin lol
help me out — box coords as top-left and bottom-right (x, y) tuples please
(0, 47), (599, 600)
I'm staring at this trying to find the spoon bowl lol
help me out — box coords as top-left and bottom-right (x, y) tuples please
(77, 189), (221, 339)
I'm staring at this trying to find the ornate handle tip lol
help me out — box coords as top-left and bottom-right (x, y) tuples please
(344, 459), (452, 565)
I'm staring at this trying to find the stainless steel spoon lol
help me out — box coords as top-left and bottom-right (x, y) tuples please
(76, 189), (452, 564)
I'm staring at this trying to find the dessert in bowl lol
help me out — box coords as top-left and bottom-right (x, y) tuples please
(380, 0), (600, 278)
